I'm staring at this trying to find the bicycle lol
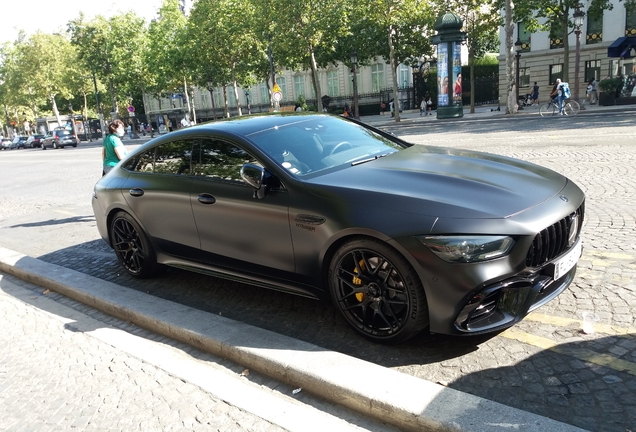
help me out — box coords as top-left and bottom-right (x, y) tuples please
(539, 98), (580, 117)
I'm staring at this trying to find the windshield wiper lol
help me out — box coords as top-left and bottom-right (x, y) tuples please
(351, 153), (392, 166)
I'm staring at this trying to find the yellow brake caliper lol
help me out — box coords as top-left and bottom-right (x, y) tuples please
(353, 259), (366, 302)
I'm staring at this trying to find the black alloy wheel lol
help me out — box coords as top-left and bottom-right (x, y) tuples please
(110, 211), (160, 278)
(329, 238), (428, 344)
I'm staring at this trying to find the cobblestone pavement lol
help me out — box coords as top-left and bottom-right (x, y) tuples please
(1, 113), (635, 431)
(0, 273), (396, 432)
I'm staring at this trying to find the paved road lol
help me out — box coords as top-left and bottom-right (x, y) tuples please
(1, 112), (636, 431)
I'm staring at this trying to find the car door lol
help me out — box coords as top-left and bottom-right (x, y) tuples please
(189, 137), (294, 272)
(120, 138), (200, 254)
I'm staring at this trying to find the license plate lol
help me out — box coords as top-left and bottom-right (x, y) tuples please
(553, 239), (582, 280)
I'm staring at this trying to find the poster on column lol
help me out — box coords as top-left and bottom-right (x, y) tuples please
(453, 41), (462, 105)
(437, 43), (449, 107)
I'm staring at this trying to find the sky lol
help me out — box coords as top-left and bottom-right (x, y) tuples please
(0, 0), (165, 45)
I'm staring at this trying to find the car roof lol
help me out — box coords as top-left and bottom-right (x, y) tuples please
(188, 113), (342, 136)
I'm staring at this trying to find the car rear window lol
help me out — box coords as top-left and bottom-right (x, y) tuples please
(56, 131), (72, 136)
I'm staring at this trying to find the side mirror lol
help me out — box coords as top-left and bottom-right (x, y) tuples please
(240, 163), (269, 199)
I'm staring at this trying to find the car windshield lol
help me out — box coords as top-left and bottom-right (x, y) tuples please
(246, 116), (404, 177)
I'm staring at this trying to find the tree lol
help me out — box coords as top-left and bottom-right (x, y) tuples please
(351, 0), (435, 122)
(514, 0), (614, 86)
(504, 0), (517, 113)
(68, 12), (148, 118)
(189, 0), (261, 117)
(253, 0), (352, 112)
(7, 32), (79, 126)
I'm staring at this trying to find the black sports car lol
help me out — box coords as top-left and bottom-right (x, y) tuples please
(92, 113), (584, 343)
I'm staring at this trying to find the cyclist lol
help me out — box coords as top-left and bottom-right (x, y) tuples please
(549, 79), (566, 115)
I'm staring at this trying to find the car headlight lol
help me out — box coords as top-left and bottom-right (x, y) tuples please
(418, 235), (514, 263)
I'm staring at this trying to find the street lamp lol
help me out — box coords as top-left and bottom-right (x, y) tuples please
(573, 6), (586, 110)
(514, 38), (524, 111)
(350, 50), (359, 120)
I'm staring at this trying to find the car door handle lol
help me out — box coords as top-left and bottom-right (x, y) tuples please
(129, 188), (144, 197)
(197, 194), (216, 204)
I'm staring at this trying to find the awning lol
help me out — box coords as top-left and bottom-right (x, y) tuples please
(608, 36), (636, 58)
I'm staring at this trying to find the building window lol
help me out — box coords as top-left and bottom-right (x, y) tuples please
(550, 21), (565, 49)
(213, 89), (223, 108)
(399, 64), (410, 88)
(586, 12), (603, 44)
(610, 58), (636, 78)
(228, 88), (236, 107)
(627, 6), (636, 36)
(277, 77), (287, 101)
(371, 63), (384, 92)
(519, 67), (530, 88)
(585, 60), (601, 82)
(549, 64), (563, 85)
(260, 83), (269, 105)
(294, 75), (305, 98)
(518, 22), (531, 51)
(327, 71), (339, 96)
(200, 93), (209, 108)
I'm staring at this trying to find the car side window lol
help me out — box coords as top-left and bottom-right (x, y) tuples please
(154, 139), (194, 175)
(122, 148), (155, 172)
(192, 138), (258, 182)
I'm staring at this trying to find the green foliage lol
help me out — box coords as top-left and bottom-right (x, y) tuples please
(296, 95), (308, 111)
(598, 77), (621, 93)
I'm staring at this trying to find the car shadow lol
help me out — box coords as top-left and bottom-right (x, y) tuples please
(33, 239), (496, 366)
(7, 215), (95, 229)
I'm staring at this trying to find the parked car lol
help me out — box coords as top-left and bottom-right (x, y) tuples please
(11, 135), (28, 149)
(92, 113), (585, 344)
(41, 130), (79, 149)
(1, 137), (16, 150)
(26, 134), (45, 148)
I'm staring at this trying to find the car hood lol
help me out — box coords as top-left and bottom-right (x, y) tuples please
(305, 145), (568, 219)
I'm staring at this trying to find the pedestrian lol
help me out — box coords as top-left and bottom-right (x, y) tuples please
(343, 103), (350, 117)
(425, 91), (432, 115)
(102, 119), (127, 176)
(420, 97), (425, 116)
(126, 123), (132, 139)
(531, 82), (539, 106)
(590, 78), (598, 104)
(389, 99), (394, 117)
(380, 101), (386, 116)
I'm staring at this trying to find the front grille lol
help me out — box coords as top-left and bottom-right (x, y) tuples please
(526, 202), (584, 268)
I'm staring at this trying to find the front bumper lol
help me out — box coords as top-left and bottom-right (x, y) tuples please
(453, 243), (580, 334)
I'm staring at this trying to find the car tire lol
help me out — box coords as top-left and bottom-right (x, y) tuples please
(73, 144), (77, 148)
(328, 238), (429, 344)
(109, 211), (161, 278)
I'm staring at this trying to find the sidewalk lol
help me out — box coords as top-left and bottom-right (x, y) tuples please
(360, 102), (636, 127)
(0, 246), (588, 432)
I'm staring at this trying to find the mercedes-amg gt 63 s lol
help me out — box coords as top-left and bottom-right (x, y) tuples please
(92, 114), (584, 343)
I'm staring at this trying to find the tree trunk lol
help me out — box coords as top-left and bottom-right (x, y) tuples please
(505, 0), (517, 114)
(50, 93), (62, 126)
(223, 87), (230, 118)
(469, 49), (475, 114)
(183, 76), (192, 120)
(388, 25), (401, 122)
(309, 46), (323, 112)
(562, 10), (570, 84)
(231, 64), (242, 117)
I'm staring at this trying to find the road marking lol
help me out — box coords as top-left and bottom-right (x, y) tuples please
(524, 312), (636, 336)
(501, 328), (636, 376)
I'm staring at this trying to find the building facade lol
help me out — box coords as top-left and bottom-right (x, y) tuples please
(142, 57), (416, 127)
(498, 0), (636, 105)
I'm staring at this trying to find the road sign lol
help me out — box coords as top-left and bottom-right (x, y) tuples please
(127, 105), (135, 113)
(273, 83), (281, 93)
(272, 91), (282, 102)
